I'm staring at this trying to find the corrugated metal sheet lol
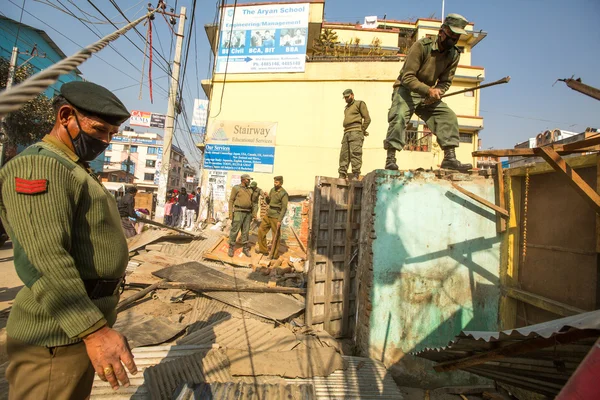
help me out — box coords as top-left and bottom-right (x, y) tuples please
(161, 232), (222, 261)
(187, 295), (272, 334)
(178, 317), (299, 352)
(173, 382), (316, 400)
(414, 310), (600, 397)
(415, 309), (600, 354)
(143, 349), (232, 400)
(90, 345), (402, 400)
(0, 361), (8, 400)
(289, 356), (402, 399)
(128, 229), (171, 252)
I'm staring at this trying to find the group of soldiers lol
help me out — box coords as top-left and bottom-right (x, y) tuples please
(227, 174), (288, 259)
(338, 13), (473, 179)
(0, 12), (475, 399)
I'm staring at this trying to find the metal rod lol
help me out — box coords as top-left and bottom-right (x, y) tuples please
(136, 217), (197, 236)
(441, 76), (511, 98)
(116, 279), (167, 312)
(127, 281), (306, 294)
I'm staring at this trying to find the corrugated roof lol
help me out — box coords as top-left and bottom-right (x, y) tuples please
(173, 382), (316, 399)
(415, 309), (600, 354)
(177, 316), (299, 352)
(414, 310), (600, 397)
(90, 345), (402, 399)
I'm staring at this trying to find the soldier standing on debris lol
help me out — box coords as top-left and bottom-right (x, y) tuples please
(250, 181), (263, 221)
(0, 81), (137, 398)
(228, 174), (254, 257)
(339, 89), (371, 180)
(257, 176), (288, 258)
(384, 13), (472, 172)
(117, 186), (138, 238)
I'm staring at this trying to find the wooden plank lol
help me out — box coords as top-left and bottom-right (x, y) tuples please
(562, 135), (600, 151)
(305, 176), (322, 326)
(505, 154), (597, 177)
(535, 147), (600, 214)
(597, 154), (600, 309)
(323, 182), (337, 333)
(451, 182), (510, 218)
(341, 182), (356, 336)
(502, 287), (588, 317)
(496, 162), (507, 233)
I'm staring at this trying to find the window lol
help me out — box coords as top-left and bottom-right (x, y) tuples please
(144, 173), (155, 181)
(130, 145), (138, 153)
(146, 160), (156, 168)
(121, 160), (135, 172)
(148, 147), (159, 154)
(459, 133), (473, 143)
(110, 174), (117, 182)
(104, 156), (111, 165)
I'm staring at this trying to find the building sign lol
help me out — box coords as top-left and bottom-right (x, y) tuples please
(206, 121), (277, 146)
(191, 99), (209, 136)
(207, 170), (227, 201)
(204, 144), (275, 173)
(203, 121), (276, 173)
(216, 3), (309, 74)
(130, 110), (166, 128)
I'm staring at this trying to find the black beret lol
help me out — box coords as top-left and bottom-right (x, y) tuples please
(60, 81), (130, 125)
(274, 175), (283, 181)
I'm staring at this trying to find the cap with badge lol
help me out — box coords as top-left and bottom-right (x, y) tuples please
(241, 174), (252, 180)
(274, 175), (283, 182)
(342, 89), (353, 97)
(60, 81), (130, 126)
(443, 13), (468, 36)
(250, 181), (257, 188)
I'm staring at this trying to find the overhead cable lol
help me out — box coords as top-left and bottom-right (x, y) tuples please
(0, 10), (156, 117)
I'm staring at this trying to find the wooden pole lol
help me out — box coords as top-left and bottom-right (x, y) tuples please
(127, 281), (306, 294)
(117, 279), (167, 312)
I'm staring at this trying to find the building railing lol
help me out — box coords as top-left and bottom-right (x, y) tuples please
(403, 130), (432, 152)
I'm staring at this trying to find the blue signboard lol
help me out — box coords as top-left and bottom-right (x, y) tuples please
(216, 3), (309, 74)
(203, 144), (275, 173)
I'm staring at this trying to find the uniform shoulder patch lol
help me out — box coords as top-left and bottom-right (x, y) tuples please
(15, 177), (48, 195)
(421, 37), (433, 45)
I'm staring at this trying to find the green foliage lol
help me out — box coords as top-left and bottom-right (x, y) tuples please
(0, 58), (54, 146)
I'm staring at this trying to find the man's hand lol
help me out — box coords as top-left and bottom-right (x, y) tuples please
(228, 214), (233, 220)
(427, 87), (442, 100)
(363, 131), (369, 137)
(83, 326), (137, 391)
(277, 221), (281, 229)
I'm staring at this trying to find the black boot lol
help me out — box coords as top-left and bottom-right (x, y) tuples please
(228, 246), (234, 257)
(350, 172), (360, 181)
(385, 148), (399, 170)
(242, 246), (251, 257)
(440, 147), (472, 172)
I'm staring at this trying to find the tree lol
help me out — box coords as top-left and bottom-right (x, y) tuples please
(0, 57), (54, 146)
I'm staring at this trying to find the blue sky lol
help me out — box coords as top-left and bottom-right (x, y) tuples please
(2, 0), (600, 163)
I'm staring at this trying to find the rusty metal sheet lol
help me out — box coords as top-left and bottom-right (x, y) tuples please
(154, 262), (305, 321)
(178, 317), (299, 352)
(132, 251), (194, 267)
(113, 313), (186, 348)
(414, 311), (600, 397)
(173, 382), (316, 399)
(127, 229), (171, 252)
(188, 295), (273, 333)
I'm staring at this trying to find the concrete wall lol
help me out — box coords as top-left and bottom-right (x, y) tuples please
(356, 169), (501, 386)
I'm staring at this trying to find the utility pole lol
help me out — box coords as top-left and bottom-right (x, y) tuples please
(155, 6), (186, 221)
(441, 0), (445, 20)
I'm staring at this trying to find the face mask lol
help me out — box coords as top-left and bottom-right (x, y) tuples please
(67, 113), (110, 161)
(440, 31), (458, 49)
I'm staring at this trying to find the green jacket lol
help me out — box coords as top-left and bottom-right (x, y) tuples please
(266, 186), (288, 221)
(229, 184), (253, 216)
(343, 99), (371, 133)
(0, 135), (129, 347)
(251, 187), (263, 217)
(394, 36), (461, 97)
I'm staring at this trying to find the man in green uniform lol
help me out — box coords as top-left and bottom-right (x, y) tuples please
(257, 176), (288, 258)
(250, 181), (264, 221)
(384, 13), (472, 172)
(339, 89), (371, 180)
(228, 174), (253, 257)
(0, 81), (137, 399)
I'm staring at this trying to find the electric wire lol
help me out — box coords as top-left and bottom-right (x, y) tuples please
(5, 0), (166, 97)
(0, 10), (157, 116)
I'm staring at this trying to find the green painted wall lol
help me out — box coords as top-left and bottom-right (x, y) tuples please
(368, 170), (500, 368)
